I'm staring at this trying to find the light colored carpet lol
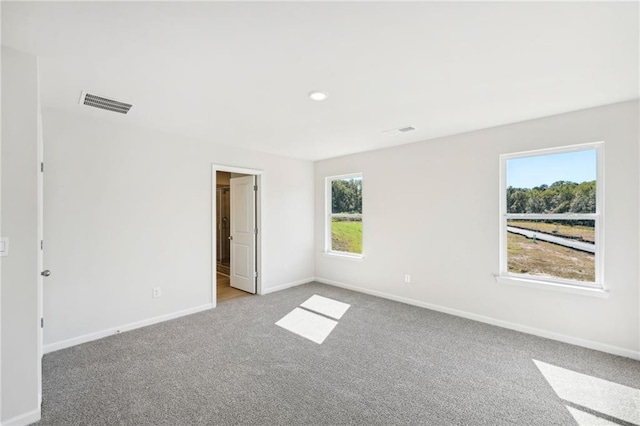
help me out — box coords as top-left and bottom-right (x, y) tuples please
(38, 282), (640, 425)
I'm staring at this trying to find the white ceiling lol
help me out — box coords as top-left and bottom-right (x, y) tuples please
(2, 1), (638, 161)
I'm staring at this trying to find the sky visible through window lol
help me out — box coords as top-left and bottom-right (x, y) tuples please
(507, 149), (596, 189)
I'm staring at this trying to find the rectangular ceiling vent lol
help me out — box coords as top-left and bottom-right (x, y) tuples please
(383, 126), (416, 135)
(79, 91), (133, 114)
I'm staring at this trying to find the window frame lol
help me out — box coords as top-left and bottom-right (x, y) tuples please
(325, 173), (363, 258)
(498, 142), (605, 291)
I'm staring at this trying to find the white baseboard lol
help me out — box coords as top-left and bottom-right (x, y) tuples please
(44, 276), (315, 354)
(44, 303), (214, 354)
(314, 277), (640, 361)
(261, 277), (314, 295)
(1, 408), (40, 426)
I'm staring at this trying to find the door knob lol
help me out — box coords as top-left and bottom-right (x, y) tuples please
(228, 236), (233, 240)
(41, 270), (51, 277)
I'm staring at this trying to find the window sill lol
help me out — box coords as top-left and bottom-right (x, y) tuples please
(323, 251), (364, 261)
(495, 275), (609, 298)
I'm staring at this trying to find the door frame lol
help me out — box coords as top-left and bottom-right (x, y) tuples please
(211, 164), (263, 306)
(37, 109), (44, 407)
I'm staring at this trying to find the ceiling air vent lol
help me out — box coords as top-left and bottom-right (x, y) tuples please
(383, 126), (416, 135)
(79, 91), (133, 114)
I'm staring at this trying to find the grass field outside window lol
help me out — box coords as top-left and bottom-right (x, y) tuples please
(331, 217), (362, 254)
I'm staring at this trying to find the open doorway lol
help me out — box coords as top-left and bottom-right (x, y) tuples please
(213, 166), (262, 305)
(215, 171), (250, 303)
(215, 172), (232, 276)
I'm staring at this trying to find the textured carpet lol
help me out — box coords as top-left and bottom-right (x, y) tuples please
(38, 282), (640, 425)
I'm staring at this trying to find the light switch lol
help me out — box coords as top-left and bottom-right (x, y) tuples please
(0, 237), (8, 257)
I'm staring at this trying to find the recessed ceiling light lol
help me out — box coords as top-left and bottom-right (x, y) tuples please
(308, 91), (328, 101)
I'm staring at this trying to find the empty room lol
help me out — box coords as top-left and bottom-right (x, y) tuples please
(1, 1), (639, 425)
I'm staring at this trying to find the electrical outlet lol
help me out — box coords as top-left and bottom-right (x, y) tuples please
(152, 287), (162, 298)
(0, 237), (8, 257)
(404, 274), (411, 283)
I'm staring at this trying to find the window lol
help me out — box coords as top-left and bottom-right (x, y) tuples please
(499, 143), (603, 289)
(326, 173), (363, 256)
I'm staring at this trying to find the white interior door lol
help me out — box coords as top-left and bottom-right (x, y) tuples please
(230, 175), (256, 294)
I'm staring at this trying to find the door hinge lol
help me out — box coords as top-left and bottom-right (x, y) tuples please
(254, 271), (258, 278)
(41, 318), (44, 328)
(40, 162), (44, 172)
(41, 240), (43, 250)
(253, 184), (258, 191)
(254, 228), (258, 235)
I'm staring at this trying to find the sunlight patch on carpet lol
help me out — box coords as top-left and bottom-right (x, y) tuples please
(275, 308), (338, 344)
(534, 360), (640, 425)
(300, 294), (351, 319)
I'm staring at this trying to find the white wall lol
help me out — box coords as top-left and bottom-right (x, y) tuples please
(1, 47), (41, 424)
(315, 100), (640, 358)
(42, 109), (314, 349)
